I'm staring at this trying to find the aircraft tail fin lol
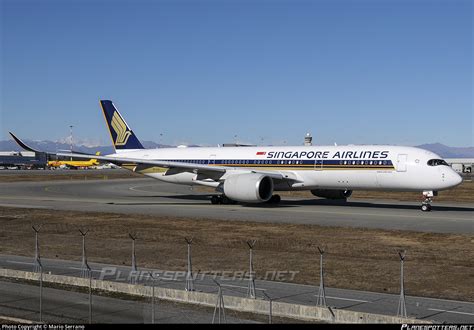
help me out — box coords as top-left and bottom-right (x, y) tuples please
(99, 100), (144, 152)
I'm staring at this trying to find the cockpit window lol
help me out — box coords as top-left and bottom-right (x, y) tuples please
(427, 159), (449, 166)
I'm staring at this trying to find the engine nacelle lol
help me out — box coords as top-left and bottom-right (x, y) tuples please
(310, 189), (353, 200)
(223, 173), (273, 203)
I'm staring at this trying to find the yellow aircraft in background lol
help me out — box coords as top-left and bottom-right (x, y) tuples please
(48, 152), (101, 169)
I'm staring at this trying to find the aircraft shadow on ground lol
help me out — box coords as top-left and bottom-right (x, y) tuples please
(280, 199), (474, 212)
(122, 194), (474, 212)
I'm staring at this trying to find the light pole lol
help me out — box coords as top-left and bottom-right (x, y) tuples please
(69, 125), (74, 160)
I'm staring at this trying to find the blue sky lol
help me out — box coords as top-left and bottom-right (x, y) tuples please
(1, 0), (472, 147)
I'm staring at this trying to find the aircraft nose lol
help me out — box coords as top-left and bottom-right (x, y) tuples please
(446, 170), (462, 188)
(450, 171), (463, 187)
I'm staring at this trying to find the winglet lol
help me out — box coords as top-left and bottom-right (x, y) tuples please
(9, 132), (42, 153)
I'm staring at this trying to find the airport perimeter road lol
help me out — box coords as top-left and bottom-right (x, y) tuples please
(0, 279), (255, 324)
(1, 255), (473, 323)
(0, 178), (473, 234)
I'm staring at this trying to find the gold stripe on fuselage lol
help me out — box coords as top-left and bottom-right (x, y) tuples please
(119, 163), (394, 173)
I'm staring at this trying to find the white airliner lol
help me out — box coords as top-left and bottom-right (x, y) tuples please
(10, 100), (462, 211)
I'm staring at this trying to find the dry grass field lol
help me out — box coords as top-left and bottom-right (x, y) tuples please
(0, 170), (141, 182)
(0, 206), (472, 302)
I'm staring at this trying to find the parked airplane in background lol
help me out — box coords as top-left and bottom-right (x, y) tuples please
(10, 100), (462, 211)
(48, 152), (101, 169)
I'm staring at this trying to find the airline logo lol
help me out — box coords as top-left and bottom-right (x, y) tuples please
(111, 112), (132, 146)
(260, 150), (389, 159)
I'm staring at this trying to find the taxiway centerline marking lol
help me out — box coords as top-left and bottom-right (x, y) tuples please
(326, 296), (370, 303)
(428, 308), (474, 316)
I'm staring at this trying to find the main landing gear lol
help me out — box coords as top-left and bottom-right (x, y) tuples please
(210, 194), (281, 205)
(421, 190), (437, 212)
(210, 195), (237, 205)
(266, 194), (281, 204)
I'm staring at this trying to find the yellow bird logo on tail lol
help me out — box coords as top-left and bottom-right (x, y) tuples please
(111, 112), (132, 146)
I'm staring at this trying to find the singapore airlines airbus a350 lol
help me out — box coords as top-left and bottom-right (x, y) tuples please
(10, 100), (462, 211)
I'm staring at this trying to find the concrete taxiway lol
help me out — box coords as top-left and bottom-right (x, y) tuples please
(0, 177), (473, 234)
(1, 254), (473, 323)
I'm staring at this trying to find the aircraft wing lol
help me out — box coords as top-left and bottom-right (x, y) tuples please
(9, 131), (291, 181)
(56, 152), (288, 180)
(9, 132), (43, 153)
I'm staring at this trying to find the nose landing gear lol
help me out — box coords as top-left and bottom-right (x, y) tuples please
(421, 203), (431, 212)
(421, 191), (437, 212)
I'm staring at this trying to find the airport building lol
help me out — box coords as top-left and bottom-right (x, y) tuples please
(0, 151), (47, 169)
(445, 159), (473, 173)
(445, 158), (473, 178)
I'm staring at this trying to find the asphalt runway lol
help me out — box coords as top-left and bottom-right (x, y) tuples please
(0, 177), (473, 234)
(1, 254), (473, 323)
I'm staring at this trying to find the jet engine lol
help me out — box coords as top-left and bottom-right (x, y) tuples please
(223, 173), (273, 203)
(310, 189), (352, 200)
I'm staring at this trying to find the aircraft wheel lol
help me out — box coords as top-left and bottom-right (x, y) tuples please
(211, 196), (220, 205)
(266, 194), (281, 204)
(271, 194), (281, 204)
(421, 204), (431, 212)
(221, 196), (231, 205)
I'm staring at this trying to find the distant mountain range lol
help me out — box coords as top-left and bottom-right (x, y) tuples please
(415, 143), (474, 158)
(0, 139), (171, 155)
(0, 139), (473, 158)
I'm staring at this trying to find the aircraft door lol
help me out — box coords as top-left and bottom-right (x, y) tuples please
(314, 159), (323, 170)
(209, 154), (216, 165)
(397, 154), (407, 172)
